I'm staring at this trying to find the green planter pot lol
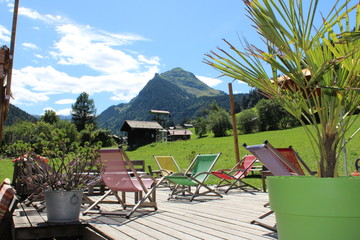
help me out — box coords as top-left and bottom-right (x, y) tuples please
(268, 176), (360, 240)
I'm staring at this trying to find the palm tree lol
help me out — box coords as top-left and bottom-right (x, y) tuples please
(205, 0), (360, 177)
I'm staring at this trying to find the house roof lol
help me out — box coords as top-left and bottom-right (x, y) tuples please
(168, 129), (193, 136)
(122, 120), (163, 130)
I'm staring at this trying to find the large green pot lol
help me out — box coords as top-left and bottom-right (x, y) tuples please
(268, 176), (360, 240)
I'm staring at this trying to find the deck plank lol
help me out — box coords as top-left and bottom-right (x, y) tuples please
(13, 187), (277, 240)
(81, 188), (277, 239)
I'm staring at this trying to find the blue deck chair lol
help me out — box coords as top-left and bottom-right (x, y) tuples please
(165, 153), (222, 201)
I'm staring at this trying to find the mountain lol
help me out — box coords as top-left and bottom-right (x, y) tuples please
(5, 104), (38, 125)
(97, 68), (248, 134)
(160, 67), (224, 97)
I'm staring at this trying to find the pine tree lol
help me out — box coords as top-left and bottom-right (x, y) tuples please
(71, 92), (96, 131)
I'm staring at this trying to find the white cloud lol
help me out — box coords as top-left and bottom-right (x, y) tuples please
(0, 25), (10, 43)
(11, 64), (158, 105)
(18, 7), (64, 24)
(56, 108), (72, 116)
(234, 79), (246, 85)
(34, 53), (47, 59)
(11, 6), (161, 106)
(55, 99), (75, 105)
(22, 42), (38, 49)
(196, 76), (222, 87)
(51, 24), (142, 73)
(138, 55), (160, 65)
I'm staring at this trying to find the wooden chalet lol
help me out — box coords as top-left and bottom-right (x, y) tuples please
(121, 120), (163, 150)
(168, 129), (192, 141)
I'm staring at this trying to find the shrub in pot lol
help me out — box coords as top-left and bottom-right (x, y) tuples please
(205, 0), (360, 239)
(17, 128), (103, 223)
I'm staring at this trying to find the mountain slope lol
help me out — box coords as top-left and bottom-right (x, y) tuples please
(97, 68), (244, 134)
(5, 104), (38, 125)
(160, 67), (224, 97)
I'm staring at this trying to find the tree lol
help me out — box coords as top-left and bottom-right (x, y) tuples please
(241, 89), (265, 110)
(237, 109), (258, 134)
(71, 92), (96, 131)
(40, 109), (59, 125)
(255, 99), (284, 131)
(54, 120), (79, 148)
(207, 107), (232, 137)
(205, 0), (360, 177)
(195, 116), (207, 137)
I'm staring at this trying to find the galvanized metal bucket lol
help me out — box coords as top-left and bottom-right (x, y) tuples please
(45, 190), (83, 223)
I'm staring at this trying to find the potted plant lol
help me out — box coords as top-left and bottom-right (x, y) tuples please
(17, 129), (103, 223)
(205, 0), (360, 239)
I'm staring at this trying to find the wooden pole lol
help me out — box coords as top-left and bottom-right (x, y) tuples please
(0, 0), (19, 140)
(6, 0), (19, 100)
(228, 82), (240, 163)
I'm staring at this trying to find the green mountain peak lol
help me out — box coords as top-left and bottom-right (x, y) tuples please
(160, 67), (224, 97)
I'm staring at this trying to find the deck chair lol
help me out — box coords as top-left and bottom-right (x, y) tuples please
(154, 155), (182, 176)
(244, 140), (316, 232)
(83, 147), (164, 218)
(211, 155), (261, 193)
(153, 155), (184, 189)
(165, 153), (222, 201)
(0, 178), (17, 239)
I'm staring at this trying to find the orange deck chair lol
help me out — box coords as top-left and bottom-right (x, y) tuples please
(244, 140), (316, 231)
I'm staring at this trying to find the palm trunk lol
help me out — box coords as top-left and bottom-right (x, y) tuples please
(320, 132), (337, 177)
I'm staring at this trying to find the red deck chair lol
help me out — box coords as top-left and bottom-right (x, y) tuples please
(83, 147), (164, 218)
(211, 155), (261, 193)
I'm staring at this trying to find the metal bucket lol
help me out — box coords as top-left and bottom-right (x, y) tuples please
(45, 190), (83, 223)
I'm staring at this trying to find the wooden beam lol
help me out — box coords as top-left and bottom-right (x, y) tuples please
(228, 82), (240, 163)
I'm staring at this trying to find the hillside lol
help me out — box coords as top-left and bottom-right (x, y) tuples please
(5, 104), (38, 125)
(97, 68), (248, 134)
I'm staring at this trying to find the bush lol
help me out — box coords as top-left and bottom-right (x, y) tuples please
(194, 117), (207, 137)
(3, 140), (32, 157)
(256, 99), (287, 131)
(207, 109), (232, 137)
(237, 109), (258, 134)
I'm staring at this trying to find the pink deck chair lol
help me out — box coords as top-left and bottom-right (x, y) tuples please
(244, 140), (316, 231)
(211, 155), (261, 193)
(83, 147), (164, 218)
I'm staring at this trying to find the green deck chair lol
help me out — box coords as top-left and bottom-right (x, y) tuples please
(165, 153), (223, 201)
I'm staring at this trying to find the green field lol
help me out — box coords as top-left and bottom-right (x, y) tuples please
(1, 117), (359, 189)
(125, 118), (359, 187)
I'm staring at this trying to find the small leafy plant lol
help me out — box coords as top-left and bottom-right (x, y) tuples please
(15, 128), (103, 192)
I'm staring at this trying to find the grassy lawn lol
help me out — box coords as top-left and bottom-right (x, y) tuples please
(0, 158), (14, 181)
(126, 117), (359, 188)
(1, 117), (358, 190)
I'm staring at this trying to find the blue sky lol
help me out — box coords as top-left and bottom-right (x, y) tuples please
(0, 0), (354, 116)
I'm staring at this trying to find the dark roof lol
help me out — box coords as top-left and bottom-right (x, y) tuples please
(168, 129), (193, 136)
(122, 120), (163, 130)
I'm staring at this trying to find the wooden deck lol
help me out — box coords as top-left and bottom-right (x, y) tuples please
(13, 187), (277, 240)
